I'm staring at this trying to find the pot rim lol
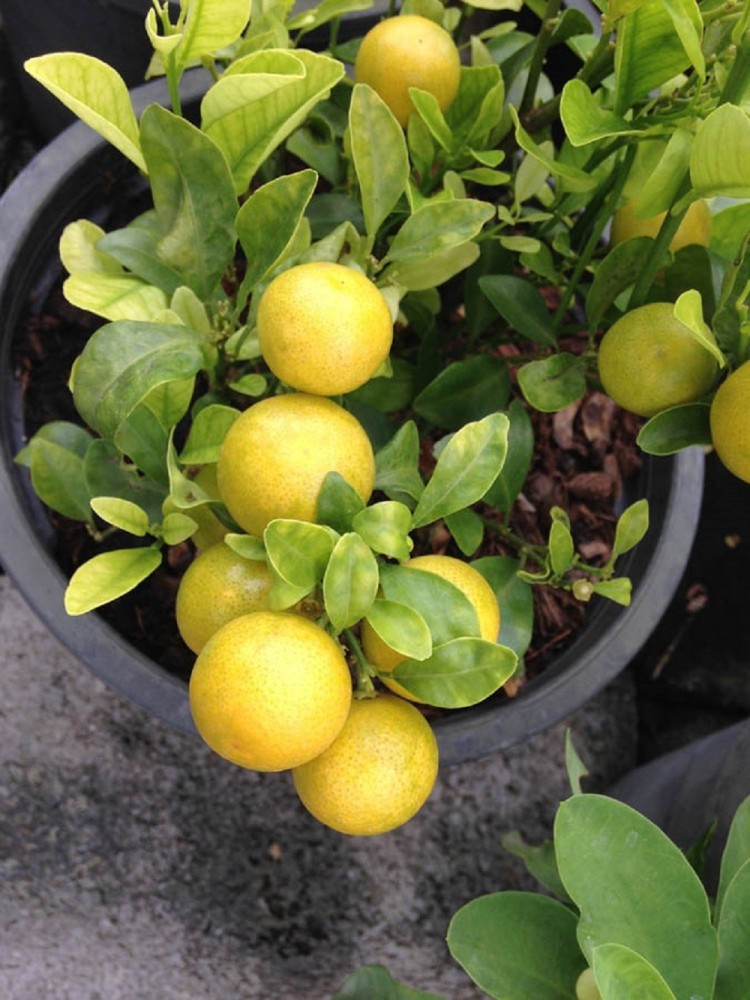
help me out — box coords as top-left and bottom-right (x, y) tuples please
(0, 75), (705, 763)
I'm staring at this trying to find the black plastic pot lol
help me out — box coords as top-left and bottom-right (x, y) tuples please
(610, 720), (750, 892)
(0, 0), (182, 138)
(0, 77), (705, 765)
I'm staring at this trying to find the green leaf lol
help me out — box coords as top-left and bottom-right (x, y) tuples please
(517, 354), (587, 412)
(72, 322), (204, 440)
(392, 637), (516, 707)
(510, 106), (596, 192)
(586, 238), (654, 330)
(564, 729), (590, 796)
(63, 273), (169, 323)
(364, 600), (432, 663)
(60, 220), (123, 276)
(549, 510), (575, 577)
(64, 547), (163, 615)
(716, 796), (750, 920)
(478, 275), (557, 347)
(316, 471), (367, 533)
(84, 439), (166, 523)
(139, 104), (237, 301)
(473, 555), (533, 661)
(447, 892), (585, 1000)
(161, 511), (199, 545)
(382, 242), (482, 292)
(90, 497), (150, 536)
(711, 203), (750, 262)
(482, 399), (534, 514)
(346, 358), (416, 415)
(612, 498), (649, 560)
(202, 49), (345, 193)
(349, 84), (410, 239)
(412, 413), (509, 528)
(333, 963), (445, 1000)
(691, 106), (750, 199)
(20, 422), (94, 522)
(715, 859), (750, 1000)
(636, 403), (712, 455)
(224, 533), (266, 561)
(378, 563), (480, 646)
(501, 831), (571, 902)
(179, 404), (241, 465)
(633, 129), (694, 218)
(410, 88), (453, 151)
(288, 0), (374, 33)
(351, 502), (413, 561)
(172, 0), (252, 75)
(555, 795), (718, 1000)
(445, 508), (484, 557)
(561, 79), (643, 148)
(323, 532), (380, 632)
(236, 169), (318, 294)
(24, 54), (144, 170)
(229, 373), (267, 397)
(592, 943), (678, 999)
(383, 199), (495, 265)
(673, 290), (726, 368)
(614, 1), (693, 114)
(374, 422), (425, 505)
(264, 518), (336, 591)
(97, 215), (186, 296)
(592, 577), (632, 606)
(413, 355), (510, 431)
(663, 0), (705, 80)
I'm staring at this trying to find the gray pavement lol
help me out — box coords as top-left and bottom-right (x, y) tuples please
(0, 574), (638, 999)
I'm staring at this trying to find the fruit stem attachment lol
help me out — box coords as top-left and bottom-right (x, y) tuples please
(344, 628), (378, 700)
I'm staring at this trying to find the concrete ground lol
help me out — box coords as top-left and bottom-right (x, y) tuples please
(0, 573), (639, 1000)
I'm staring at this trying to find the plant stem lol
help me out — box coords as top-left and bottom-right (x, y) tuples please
(627, 176), (691, 310)
(344, 628), (377, 699)
(552, 145), (636, 330)
(520, 0), (564, 118)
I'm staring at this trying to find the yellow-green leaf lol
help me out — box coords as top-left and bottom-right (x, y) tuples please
(24, 53), (144, 170)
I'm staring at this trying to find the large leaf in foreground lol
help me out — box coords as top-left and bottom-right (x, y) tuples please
(448, 892), (585, 999)
(555, 795), (718, 1000)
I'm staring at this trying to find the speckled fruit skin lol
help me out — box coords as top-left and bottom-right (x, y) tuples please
(189, 611), (352, 772)
(292, 693), (439, 835)
(175, 542), (274, 654)
(710, 360), (750, 483)
(597, 302), (718, 418)
(257, 261), (393, 396)
(354, 14), (461, 127)
(216, 393), (376, 538)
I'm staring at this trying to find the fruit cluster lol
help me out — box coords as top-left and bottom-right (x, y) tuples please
(177, 259), (464, 836)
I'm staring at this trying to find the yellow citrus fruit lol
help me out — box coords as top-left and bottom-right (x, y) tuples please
(710, 360), (750, 483)
(361, 554), (500, 701)
(216, 393), (376, 537)
(354, 14), (461, 127)
(292, 693), (439, 835)
(257, 261), (393, 396)
(597, 302), (718, 418)
(610, 198), (712, 253)
(175, 542), (274, 654)
(189, 611), (352, 771)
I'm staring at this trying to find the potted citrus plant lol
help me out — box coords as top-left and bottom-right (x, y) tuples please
(1, 0), (746, 833)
